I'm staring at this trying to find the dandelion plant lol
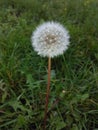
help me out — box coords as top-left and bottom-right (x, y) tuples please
(31, 21), (70, 129)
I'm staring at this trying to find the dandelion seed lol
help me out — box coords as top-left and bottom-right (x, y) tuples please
(31, 21), (70, 58)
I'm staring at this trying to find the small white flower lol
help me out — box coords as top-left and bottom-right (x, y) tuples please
(31, 21), (70, 58)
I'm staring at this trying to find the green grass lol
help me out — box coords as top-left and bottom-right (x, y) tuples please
(0, 0), (98, 129)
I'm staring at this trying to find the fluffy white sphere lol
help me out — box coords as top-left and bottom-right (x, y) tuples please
(31, 21), (70, 58)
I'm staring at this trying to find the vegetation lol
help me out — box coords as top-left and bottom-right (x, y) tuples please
(0, 0), (98, 129)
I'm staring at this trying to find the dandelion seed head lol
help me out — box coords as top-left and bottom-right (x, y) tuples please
(31, 21), (70, 58)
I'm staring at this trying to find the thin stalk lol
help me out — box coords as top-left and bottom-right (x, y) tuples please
(43, 57), (51, 130)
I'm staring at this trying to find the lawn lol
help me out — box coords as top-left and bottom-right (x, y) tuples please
(0, 0), (98, 129)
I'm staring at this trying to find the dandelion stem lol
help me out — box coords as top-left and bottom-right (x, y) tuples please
(43, 57), (51, 130)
